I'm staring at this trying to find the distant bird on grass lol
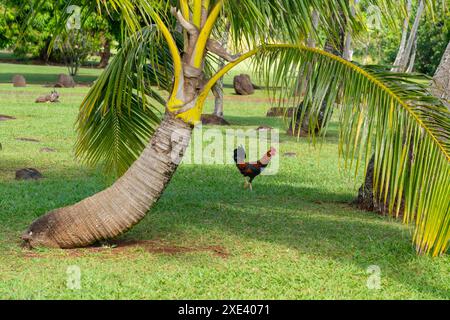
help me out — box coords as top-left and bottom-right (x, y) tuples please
(233, 146), (277, 191)
(35, 90), (59, 103)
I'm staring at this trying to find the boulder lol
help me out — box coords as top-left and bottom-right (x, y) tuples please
(201, 114), (230, 125)
(233, 74), (255, 95)
(12, 75), (26, 87)
(15, 168), (43, 181)
(55, 74), (75, 88)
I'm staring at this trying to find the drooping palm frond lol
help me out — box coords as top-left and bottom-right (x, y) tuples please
(75, 20), (223, 176)
(75, 26), (169, 176)
(252, 44), (449, 256)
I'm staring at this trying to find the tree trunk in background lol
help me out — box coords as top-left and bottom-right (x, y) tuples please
(393, 0), (424, 72)
(431, 41), (450, 102)
(38, 38), (52, 62)
(98, 38), (111, 68)
(406, 36), (418, 73)
(290, 10), (319, 136)
(393, 0), (412, 69)
(357, 40), (450, 213)
(294, 10), (319, 97)
(343, 0), (358, 61)
(291, 10), (344, 137)
(343, 32), (353, 61)
(212, 22), (231, 118)
(307, 10), (320, 48)
(21, 113), (193, 248)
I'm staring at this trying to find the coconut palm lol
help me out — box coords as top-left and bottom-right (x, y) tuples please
(22, 0), (449, 257)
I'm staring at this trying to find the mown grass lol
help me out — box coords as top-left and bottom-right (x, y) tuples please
(0, 63), (449, 300)
(0, 62), (100, 85)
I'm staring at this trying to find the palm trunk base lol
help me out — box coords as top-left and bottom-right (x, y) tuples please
(21, 113), (193, 249)
(356, 156), (405, 217)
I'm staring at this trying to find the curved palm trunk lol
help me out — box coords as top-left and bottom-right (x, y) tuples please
(22, 1), (244, 249)
(22, 113), (192, 248)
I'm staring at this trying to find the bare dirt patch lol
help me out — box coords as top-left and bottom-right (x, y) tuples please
(112, 240), (230, 258)
(20, 239), (230, 259)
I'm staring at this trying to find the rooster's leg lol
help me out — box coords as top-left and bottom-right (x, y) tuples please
(249, 183), (253, 191)
(244, 178), (249, 189)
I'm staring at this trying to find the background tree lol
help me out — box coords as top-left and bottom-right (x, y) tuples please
(54, 29), (93, 76)
(0, 0), (118, 66)
(354, 0), (449, 75)
(432, 41), (450, 102)
(211, 19), (231, 118)
(415, 7), (450, 75)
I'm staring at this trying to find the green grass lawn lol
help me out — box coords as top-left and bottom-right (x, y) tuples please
(0, 63), (449, 300)
(0, 62), (101, 85)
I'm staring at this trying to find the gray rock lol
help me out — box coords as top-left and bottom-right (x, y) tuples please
(15, 168), (43, 180)
(12, 75), (26, 87)
(233, 74), (255, 95)
(201, 114), (230, 125)
(55, 74), (75, 88)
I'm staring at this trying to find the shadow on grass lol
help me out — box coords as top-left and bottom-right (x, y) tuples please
(211, 115), (340, 141)
(0, 73), (98, 85)
(1, 164), (448, 298)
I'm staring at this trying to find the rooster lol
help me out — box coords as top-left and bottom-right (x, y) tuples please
(233, 146), (277, 191)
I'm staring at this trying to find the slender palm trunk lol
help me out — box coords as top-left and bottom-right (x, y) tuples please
(22, 113), (193, 248)
(432, 41), (450, 102)
(292, 10), (343, 137)
(212, 22), (231, 118)
(406, 36), (418, 73)
(393, 0), (412, 69)
(343, 0), (358, 61)
(393, 0), (424, 72)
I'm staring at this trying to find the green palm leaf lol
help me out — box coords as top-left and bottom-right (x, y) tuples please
(75, 27), (168, 176)
(254, 44), (449, 256)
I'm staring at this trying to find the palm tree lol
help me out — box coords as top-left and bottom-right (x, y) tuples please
(22, 0), (449, 257)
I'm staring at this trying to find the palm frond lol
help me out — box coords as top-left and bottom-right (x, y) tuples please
(75, 26), (171, 177)
(254, 44), (450, 256)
